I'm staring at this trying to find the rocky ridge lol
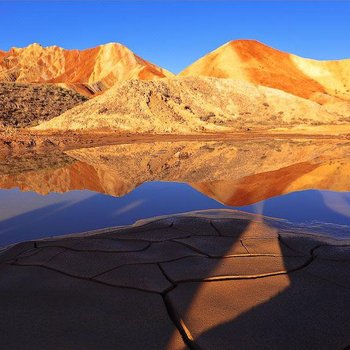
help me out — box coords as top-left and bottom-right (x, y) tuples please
(0, 43), (173, 96)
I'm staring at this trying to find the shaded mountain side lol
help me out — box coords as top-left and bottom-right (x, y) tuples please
(34, 77), (346, 133)
(1, 140), (349, 205)
(180, 40), (350, 103)
(0, 82), (88, 127)
(0, 43), (173, 96)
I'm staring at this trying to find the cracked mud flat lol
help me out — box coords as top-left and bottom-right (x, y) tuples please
(0, 209), (350, 349)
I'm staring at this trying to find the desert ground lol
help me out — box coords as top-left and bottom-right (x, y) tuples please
(0, 210), (350, 349)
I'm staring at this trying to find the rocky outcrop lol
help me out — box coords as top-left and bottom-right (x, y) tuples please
(0, 82), (88, 127)
(0, 43), (173, 96)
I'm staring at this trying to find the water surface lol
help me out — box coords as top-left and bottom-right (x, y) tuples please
(1, 138), (349, 246)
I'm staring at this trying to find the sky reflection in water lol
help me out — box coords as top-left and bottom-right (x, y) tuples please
(0, 183), (349, 246)
(1, 138), (350, 246)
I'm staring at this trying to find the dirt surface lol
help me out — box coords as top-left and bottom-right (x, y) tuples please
(0, 210), (350, 349)
(1, 128), (350, 156)
(0, 82), (88, 127)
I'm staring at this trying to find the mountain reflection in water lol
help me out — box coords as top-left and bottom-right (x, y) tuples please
(0, 138), (349, 245)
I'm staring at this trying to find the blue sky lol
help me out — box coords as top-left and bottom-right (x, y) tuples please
(1, 1), (350, 73)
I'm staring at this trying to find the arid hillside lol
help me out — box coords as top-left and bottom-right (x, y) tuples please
(0, 43), (173, 96)
(35, 77), (348, 133)
(180, 40), (350, 103)
(0, 82), (88, 127)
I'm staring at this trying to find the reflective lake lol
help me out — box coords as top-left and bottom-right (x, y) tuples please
(1, 138), (350, 246)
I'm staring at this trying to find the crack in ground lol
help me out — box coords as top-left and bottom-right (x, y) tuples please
(240, 239), (250, 254)
(209, 220), (222, 236)
(156, 242), (319, 349)
(170, 240), (211, 257)
(170, 239), (302, 259)
(162, 293), (202, 350)
(4, 229), (349, 350)
(34, 242), (153, 254)
(157, 262), (201, 350)
(9, 260), (200, 349)
(9, 262), (161, 295)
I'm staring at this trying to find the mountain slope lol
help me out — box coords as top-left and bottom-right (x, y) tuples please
(180, 40), (350, 102)
(0, 82), (88, 127)
(0, 43), (173, 96)
(34, 77), (343, 134)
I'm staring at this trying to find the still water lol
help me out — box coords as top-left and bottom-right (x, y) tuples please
(1, 138), (349, 246)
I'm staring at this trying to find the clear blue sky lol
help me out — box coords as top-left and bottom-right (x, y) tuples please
(1, 1), (350, 73)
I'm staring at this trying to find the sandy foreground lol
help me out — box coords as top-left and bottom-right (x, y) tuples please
(0, 209), (349, 349)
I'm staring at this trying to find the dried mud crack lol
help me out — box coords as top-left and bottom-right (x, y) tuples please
(0, 210), (350, 349)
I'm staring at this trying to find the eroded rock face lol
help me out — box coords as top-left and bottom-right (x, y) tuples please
(34, 77), (346, 133)
(0, 82), (88, 127)
(0, 210), (350, 349)
(0, 43), (173, 96)
(180, 39), (350, 102)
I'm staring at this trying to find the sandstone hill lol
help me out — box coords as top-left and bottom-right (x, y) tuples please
(0, 43), (173, 96)
(35, 77), (347, 133)
(180, 40), (350, 103)
(0, 82), (88, 127)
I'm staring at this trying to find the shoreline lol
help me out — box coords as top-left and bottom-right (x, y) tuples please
(1, 209), (350, 250)
(1, 128), (350, 153)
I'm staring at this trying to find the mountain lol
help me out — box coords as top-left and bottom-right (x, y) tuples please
(180, 40), (350, 103)
(0, 43), (173, 96)
(34, 76), (344, 134)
